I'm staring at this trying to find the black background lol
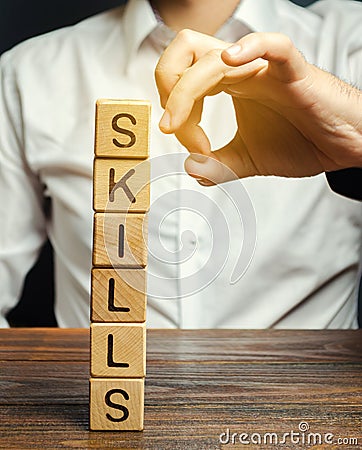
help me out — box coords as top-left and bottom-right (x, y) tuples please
(0, 0), (317, 55)
(0, 0), (124, 54)
(1, 0), (360, 326)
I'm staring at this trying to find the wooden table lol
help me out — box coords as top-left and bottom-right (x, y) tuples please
(0, 329), (361, 449)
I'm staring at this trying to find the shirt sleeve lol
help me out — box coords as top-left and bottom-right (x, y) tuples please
(0, 52), (47, 327)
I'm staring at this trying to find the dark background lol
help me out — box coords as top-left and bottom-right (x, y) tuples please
(1, 0), (360, 326)
(0, 0), (316, 55)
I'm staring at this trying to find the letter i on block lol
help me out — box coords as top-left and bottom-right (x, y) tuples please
(90, 99), (150, 431)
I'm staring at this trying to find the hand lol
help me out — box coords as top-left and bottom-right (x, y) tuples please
(155, 30), (362, 184)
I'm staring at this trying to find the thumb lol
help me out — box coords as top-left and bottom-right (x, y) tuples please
(185, 137), (257, 185)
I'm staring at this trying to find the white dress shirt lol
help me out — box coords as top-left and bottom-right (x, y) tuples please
(0, 0), (361, 328)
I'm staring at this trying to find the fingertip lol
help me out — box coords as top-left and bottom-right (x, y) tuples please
(184, 153), (223, 184)
(159, 97), (166, 110)
(159, 110), (172, 133)
(196, 177), (215, 187)
(221, 44), (244, 66)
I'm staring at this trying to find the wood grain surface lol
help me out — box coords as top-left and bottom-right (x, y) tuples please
(0, 328), (361, 449)
(93, 158), (150, 212)
(93, 213), (148, 268)
(90, 378), (144, 431)
(90, 323), (146, 377)
(94, 99), (150, 159)
(91, 268), (147, 323)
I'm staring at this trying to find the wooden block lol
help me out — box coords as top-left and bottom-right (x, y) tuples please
(95, 99), (150, 159)
(90, 377), (144, 431)
(93, 158), (150, 213)
(93, 213), (147, 268)
(91, 268), (146, 323)
(90, 323), (146, 378)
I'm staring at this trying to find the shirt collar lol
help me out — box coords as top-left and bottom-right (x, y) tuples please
(123, 0), (159, 67)
(234, 0), (279, 33)
(215, 0), (281, 39)
(122, 0), (280, 67)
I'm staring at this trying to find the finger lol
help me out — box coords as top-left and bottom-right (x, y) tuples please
(171, 98), (255, 183)
(174, 99), (212, 156)
(184, 135), (257, 185)
(155, 29), (228, 108)
(169, 96), (252, 183)
(159, 48), (228, 133)
(221, 32), (308, 82)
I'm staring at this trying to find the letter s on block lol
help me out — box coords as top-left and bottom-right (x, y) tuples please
(112, 113), (136, 148)
(105, 388), (130, 422)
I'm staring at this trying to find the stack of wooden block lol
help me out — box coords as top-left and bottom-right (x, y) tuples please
(90, 99), (150, 431)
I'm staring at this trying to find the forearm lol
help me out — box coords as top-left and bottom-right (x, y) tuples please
(305, 68), (362, 169)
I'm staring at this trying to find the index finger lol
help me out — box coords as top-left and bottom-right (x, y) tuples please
(222, 32), (308, 83)
(155, 29), (229, 108)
